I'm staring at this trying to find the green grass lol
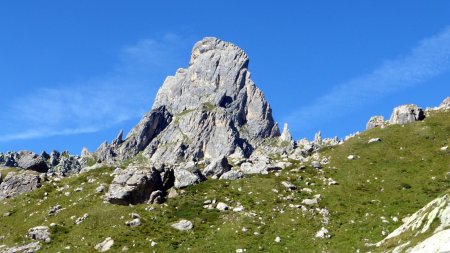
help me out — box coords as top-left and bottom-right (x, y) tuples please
(0, 111), (448, 252)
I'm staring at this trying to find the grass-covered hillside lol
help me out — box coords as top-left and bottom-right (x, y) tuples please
(0, 111), (448, 252)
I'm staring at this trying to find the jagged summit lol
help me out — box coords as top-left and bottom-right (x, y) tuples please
(96, 37), (280, 165)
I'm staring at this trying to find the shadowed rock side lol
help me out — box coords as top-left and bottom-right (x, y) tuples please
(96, 37), (279, 165)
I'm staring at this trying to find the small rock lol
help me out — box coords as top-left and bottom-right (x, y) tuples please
(315, 227), (330, 238)
(167, 188), (179, 198)
(27, 226), (51, 242)
(275, 236), (281, 243)
(75, 213), (89, 225)
(281, 181), (297, 190)
(368, 138), (381, 144)
(130, 213), (141, 219)
(95, 237), (114, 252)
(48, 205), (63, 216)
(96, 185), (106, 193)
(216, 202), (229, 211)
(74, 187), (83, 192)
(302, 198), (318, 206)
(3, 212), (11, 217)
(311, 161), (321, 169)
(233, 206), (245, 212)
(171, 220), (193, 231)
(441, 146), (448, 151)
(151, 241), (157, 247)
(347, 155), (355, 160)
(125, 218), (141, 227)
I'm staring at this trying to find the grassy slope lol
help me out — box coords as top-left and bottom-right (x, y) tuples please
(0, 111), (448, 252)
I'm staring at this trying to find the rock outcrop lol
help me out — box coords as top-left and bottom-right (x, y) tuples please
(105, 167), (163, 205)
(389, 104), (425, 125)
(17, 151), (48, 172)
(0, 150), (82, 176)
(376, 193), (450, 252)
(95, 37), (279, 167)
(366, 116), (386, 130)
(0, 171), (41, 199)
(438, 97), (450, 110)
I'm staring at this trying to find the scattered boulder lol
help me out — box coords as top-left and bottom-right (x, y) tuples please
(216, 202), (229, 211)
(95, 237), (114, 252)
(302, 198), (318, 206)
(27, 226), (51, 242)
(173, 168), (203, 188)
(96, 184), (106, 193)
(389, 104), (425, 125)
(311, 161), (321, 169)
(368, 138), (381, 144)
(219, 170), (244, 180)
(347, 155), (355, 160)
(275, 236), (281, 243)
(366, 116), (385, 130)
(315, 227), (331, 238)
(4, 241), (41, 253)
(171, 220), (193, 231)
(202, 156), (231, 178)
(125, 218), (141, 227)
(17, 151), (48, 172)
(75, 213), (89, 225)
(148, 190), (163, 204)
(281, 181), (296, 190)
(105, 167), (162, 205)
(48, 205), (63, 216)
(167, 188), (179, 198)
(0, 171), (41, 199)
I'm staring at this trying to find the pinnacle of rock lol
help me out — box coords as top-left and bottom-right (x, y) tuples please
(95, 37), (280, 165)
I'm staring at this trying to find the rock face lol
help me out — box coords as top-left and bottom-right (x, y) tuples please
(0, 171), (41, 199)
(105, 168), (163, 205)
(377, 193), (450, 252)
(366, 116), (385, 130)
(389, 104), (425, 125)
(95, 37), (279, 166)
(438, 97), (450, 110)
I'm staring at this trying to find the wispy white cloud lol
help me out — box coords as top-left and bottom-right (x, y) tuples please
(283, 26), (450, 130)
(0, 33), (190, 142)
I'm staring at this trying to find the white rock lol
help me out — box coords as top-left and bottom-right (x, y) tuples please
(95, 237), (114, 252)
(315, 227), (330, 238)
(216, 202), (229, 211)
(368, 138), (381, 144)
(275, 236), (281, 243)
(441, 146), (448, 151)
(171, 220), (193, 231)
(347, 155), (355, 160)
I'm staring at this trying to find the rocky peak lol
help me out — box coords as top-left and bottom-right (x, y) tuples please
(96, 37), (280, 165)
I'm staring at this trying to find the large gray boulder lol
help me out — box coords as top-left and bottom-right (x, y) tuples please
(17, 151), (48, 172)
(389, 104), (425, 125)
(366, 115), (385, 130)
(95, 37), (279, 167)
(202, 156), (231, 178)
(0, 171), (41, 199)
(105, 167), (163, 205)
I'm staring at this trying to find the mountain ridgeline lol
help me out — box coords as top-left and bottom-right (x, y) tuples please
(0, 37), (449, 252)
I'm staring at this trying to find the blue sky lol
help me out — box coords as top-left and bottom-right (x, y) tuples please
(1, 1), (450, 154)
